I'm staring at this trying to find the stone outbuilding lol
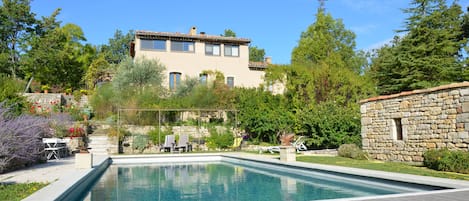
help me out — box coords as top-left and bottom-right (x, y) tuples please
(360, 82), (469, 162)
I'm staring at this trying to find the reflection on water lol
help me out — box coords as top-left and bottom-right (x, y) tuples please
(84, 162), (411, 201)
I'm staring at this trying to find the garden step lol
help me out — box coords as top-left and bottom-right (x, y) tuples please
(87, 135), (111, 155)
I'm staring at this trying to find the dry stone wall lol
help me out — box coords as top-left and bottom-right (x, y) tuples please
(360, 82), (469, 162)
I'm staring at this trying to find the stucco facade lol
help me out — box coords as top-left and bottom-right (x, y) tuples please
(360, 82), (469, 162)
(132, 27), (267, 89)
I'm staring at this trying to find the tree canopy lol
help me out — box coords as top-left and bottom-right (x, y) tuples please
(370, 0), (468, 94)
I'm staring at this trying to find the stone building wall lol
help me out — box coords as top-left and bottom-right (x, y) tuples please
(360, 82), (469, 162)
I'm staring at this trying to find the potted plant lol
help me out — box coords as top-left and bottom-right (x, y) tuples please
(41, 85), (50, 94)
(279, 132), (296, 162)
(65, 88), (72, 95)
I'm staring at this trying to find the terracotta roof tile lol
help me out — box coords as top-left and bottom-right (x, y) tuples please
(136, 30), (251, 44)
(360, 82), (469, 104)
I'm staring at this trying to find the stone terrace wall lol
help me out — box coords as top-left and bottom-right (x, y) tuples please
(360, 82), (469, 162)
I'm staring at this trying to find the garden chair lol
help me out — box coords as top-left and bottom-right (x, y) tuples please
(230, 137), (243, 151)
(265, 136), (308, 153)
(175, 134), (191, 152)
(160, 135), (175, 152)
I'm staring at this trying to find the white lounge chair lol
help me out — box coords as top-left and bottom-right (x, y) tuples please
(264, 136), (308, 153)
(175, 134), (191, 152)
(160, 135), (175, 152)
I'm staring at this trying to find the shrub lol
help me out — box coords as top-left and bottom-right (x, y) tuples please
(337, 144), (367, 160)
(0, 103), (51, 173)
(148, 126), (172, 145)
(132, 134), (149, 153)
(424, 149), (469, 174)
(206, 127), (234, 149)
(0, 75), (27, 115)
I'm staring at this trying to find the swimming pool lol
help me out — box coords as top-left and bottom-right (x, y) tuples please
(74, 155), (444, 201)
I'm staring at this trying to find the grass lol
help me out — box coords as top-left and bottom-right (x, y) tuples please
(297, 155), (469, 181)
(0, 182), (48, 201)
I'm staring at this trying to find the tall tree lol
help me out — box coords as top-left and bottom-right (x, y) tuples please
(0, 0), (37, 77)
(291, 8), (359, 72)
(370, 0), (468, 94)
(22, 23), (93, 90)
(265, 6), (374, 147)
(99, 29), (134, 64)
(221, 29), (267, 62)
(249, 45), (266, 62)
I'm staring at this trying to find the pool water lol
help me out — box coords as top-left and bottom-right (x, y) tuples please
(79, 161), (437, 201)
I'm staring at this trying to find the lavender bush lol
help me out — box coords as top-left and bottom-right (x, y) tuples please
(0, 102), (51, 173)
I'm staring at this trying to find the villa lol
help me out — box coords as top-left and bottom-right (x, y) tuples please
(130, 26), (271, 90)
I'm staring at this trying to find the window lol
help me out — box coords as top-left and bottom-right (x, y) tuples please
(227, 76), (234, 88)
(224, 45), (239, 57)
(392, 118), (403, 141)
(171, 41), (194, 52)
(205, 44), (220, 56)
(169, 72), (181, 90)
(141, 39), (166, 51)
(199, 73), (207, 84)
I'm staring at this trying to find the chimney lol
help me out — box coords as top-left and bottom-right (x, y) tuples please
(264, 56), (272, 64)
(200, 31), (206, 35)
(189, 26), (197, 35)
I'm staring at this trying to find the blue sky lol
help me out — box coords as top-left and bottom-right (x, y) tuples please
(31, 0), (469, 64)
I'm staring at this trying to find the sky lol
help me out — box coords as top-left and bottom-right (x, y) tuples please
(30, 0), (469, 64)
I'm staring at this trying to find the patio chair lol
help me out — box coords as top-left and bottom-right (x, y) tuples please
(292, 136), (308, 152)
(265, 136), (308, 153)
(230, 137), (243, 151)
(175, 134), (191, 152)
(160, 135), (175, 152)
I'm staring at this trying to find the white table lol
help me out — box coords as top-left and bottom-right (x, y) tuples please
(43, 138), (68, 160)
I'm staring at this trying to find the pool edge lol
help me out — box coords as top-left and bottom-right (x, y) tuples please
(23, 153), (469, 201)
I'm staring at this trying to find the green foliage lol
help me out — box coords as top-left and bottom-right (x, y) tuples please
(235, 88), (293, 144)
(0, 74), (27, 114)
(0, 182), (48, 201)
(148, 126), (172, 145)
(107, 126), (130, 142)
(291, 8), (361, 73)
(22, 23), (95, 90)
(424, 149), (469, 174)
(370, 0), (468, 95)
(337, 144), (367, 160)
(89, 83), (116, 119)
(99, 29), (134, 64)
(221, 29), (236, 37)
(206, 126), (234, 149)
(84, 55), (111, 89)
(249, 46), (265, 62)
(113, 56), (165, 91)
(0, 0), (37, 77)
(301, 101), (362, 149)
(132, 134), (149, 153)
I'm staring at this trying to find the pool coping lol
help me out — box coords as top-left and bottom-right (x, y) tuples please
(24, 153), (469, 201)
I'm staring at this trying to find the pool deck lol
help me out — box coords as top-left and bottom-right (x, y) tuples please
(2, 153), (469, 201)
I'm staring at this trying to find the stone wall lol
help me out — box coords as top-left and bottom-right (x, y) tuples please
(360, 82), (469, 162)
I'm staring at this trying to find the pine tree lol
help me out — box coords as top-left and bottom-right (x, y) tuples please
(371, 0), (467, 94)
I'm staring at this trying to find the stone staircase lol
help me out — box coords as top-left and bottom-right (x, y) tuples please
(87, 132), (118, 155)
(87, 135), (110, 155)
(79, 95), (89, 108)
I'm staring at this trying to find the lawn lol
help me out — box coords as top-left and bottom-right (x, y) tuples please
(297, 155), (469, 181)
(0, 182), (48, 201)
